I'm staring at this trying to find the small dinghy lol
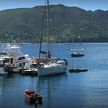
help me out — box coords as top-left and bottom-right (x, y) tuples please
(69, 68), (88, 73)
(24, 89), (42, 104)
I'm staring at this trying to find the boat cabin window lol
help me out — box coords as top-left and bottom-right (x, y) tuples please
(18, 56), (26, 60)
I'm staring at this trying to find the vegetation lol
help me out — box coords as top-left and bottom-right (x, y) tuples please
(0, 4), (108, 43)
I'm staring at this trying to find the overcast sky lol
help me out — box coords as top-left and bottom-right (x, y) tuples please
(0, 0), (108, 11)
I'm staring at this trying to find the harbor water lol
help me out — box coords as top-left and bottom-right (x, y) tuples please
(0, 43), (108, 108)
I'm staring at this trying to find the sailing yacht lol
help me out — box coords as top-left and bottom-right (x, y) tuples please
(70, 48), (85, 57)
(70, 36), (85, 57)
(37, 0), (68, 76)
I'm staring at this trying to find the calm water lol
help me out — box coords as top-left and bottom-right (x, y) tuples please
(1, 43), (108, 108)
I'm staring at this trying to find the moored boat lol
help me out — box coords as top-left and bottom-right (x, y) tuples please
(70, 48), (85, 57)
(37, 0), (68, 76)
(38, 62), (67, 76)
(24, 89), (42, 104)
(3, 43), (31, 73)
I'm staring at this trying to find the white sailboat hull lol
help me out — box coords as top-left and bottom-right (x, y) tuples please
(38, 64), (67, 76)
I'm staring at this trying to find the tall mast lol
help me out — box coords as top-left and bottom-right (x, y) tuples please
(46, 0), (51, 58)
(39, 17), (44, 59)
(39, 4), (46, 59)
(38, 0), (51, 59)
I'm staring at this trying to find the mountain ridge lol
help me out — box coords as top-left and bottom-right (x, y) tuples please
(0, 4), (108, 43)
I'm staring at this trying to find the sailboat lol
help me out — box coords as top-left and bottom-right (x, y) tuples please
(70, 36), (85, 57)
(70, 48), (85, 57)
(37, 0), (68, 76)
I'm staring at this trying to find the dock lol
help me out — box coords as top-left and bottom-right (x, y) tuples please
(69, 67), (88, 73)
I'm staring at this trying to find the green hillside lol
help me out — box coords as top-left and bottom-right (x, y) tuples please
(0, 4), (108, 43)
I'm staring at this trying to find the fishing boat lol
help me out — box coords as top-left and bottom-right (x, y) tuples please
(37, 0), (68, 76)
(24, 89), (42, 104)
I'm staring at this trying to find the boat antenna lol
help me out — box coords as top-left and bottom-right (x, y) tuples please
(38, 0), (51, 60)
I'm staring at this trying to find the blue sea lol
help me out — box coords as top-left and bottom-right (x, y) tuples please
(0, 43), (108, 108)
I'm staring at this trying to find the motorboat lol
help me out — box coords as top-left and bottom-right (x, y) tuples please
(24, 89), (42, 104)
(3, 43), (31, 73)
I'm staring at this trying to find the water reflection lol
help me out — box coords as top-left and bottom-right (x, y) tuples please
(0, 71), (108, 108)
(37, 74), (68, 108)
